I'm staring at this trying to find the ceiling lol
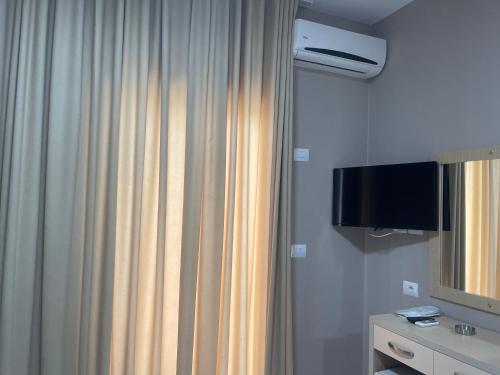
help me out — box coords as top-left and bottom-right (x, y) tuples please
(300, 0), (414, 25)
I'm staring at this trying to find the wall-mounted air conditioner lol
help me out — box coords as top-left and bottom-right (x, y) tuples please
(294, 19), (387, 79)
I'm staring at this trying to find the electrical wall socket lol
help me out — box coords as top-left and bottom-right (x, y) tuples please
(403, 280), (419, 298)
(291, 244), (307, 258)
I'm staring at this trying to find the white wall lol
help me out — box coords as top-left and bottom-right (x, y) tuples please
(292, 67), (369, 375)
(294, 2), (500, 374)
(362, 0), (500, 371)
(292, 9), (372, 375)
(367, 0), (500, 328)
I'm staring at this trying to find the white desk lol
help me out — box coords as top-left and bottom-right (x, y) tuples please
(369, 314), (500, 375)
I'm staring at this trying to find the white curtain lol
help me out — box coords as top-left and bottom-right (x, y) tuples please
(443, 163), (466, 290)
(465, 159), (500, 299)
(0, 0), (297, 374)
(1, 0), (120, 373)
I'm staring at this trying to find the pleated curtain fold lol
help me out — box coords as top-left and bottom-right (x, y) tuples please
(0, 0), (297, 374)
(464, 160), (500, 299)
(445, 163), (466, 290)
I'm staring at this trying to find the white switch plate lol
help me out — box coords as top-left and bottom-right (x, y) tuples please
(291, 244), (307, 258)
(403, 280), (419, 298)
(294, 148), (310, 162)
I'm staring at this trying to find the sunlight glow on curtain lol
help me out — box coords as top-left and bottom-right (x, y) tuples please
(110, 1), (298, 373)
(465, 159), (500, 299)
(0, 0), (297, 374)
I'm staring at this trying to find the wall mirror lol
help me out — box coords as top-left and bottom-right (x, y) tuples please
(430, 146), (500, 315)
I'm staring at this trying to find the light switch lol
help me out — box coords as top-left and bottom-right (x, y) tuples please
(291, 244), (307, 258)
(403, 280), (419, 298)
(294, 148), (310, 162)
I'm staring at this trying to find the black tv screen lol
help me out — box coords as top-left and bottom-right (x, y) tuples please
(332, 162), (438, 230)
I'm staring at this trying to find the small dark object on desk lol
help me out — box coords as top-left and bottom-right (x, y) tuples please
(406, 316), (439, 324)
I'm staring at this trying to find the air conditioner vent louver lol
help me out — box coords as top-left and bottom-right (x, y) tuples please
(304, 47), (378, 65)
(294, 19), (387, 79)
(294, 58), (366, 75)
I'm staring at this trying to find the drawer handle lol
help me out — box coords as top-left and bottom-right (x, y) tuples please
(387, 341), (415, 359)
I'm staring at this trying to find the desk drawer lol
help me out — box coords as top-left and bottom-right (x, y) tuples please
(374, 325), (434, 374)
(434, 352), (489, 375)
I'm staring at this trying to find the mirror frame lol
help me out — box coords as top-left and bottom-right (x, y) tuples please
(430, 146), (500, 315)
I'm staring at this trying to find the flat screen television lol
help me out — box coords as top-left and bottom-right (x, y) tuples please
(332, 162), (438, 230)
